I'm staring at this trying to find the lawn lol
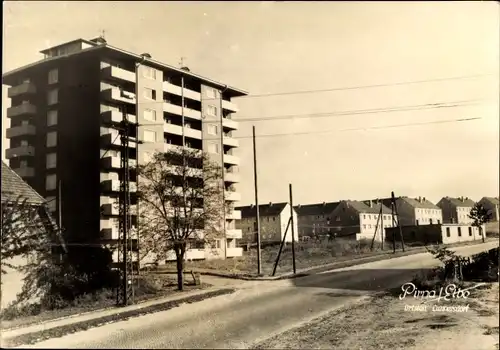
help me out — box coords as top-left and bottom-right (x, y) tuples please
(160, 238), (493, 277)
(0, 272), (209, 331)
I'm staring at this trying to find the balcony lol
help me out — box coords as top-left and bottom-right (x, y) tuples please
(226, 210), (242, 220)
(166, 249), (206, 261)
(222, 118), (239, 131)
(163, 143), (203, 156)
(101, 155), (137, 169)
(225, 191), (241, 202)
(101, 179), (137, 192)
(226, 247), (243, 258)
(100, 220), (119, 240)
(101, 65), (135, 83)
(101, 203), (137, 216)
(101, 87), (136, 105)
(6, 124), (36, 138)
(100, 132), (137, 148)
(223, 136), (239, 148)
(226, 229), (242, 239)
(163, 102), (202, 120)
(101, 110), (137, 124)
(8, 82), (37, 98)
(224, 171), (240, 183)
(164, 123), (202, 140)
(101, 203), (119, 216)
(222, 100), (239, 113)
(5, 145), (35, 159)
(223, 154), (240, 166)
(13, 167), (35, 178)
(7, 104), (37, 119)
(163, 82), (201, 102)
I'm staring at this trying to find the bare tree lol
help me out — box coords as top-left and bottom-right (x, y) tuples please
(469, 203), (492, 243)
(136, 148), (226, 290)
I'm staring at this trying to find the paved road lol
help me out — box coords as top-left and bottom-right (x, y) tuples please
(19, 242), (498, 349)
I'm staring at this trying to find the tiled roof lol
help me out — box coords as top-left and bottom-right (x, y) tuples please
(1, 161), (45, 205)
(346, 200), (393, 214)
(236, 202), (288, 218)
(400, 197), (440, 209)
(481, 197), (500, 206)
(294, 202), (340, 216)
(441, 196), (476, 208)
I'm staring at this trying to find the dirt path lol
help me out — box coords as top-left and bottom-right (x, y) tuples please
(254, 283), (499, 350)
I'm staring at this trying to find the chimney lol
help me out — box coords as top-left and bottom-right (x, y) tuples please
(297, 204), (301, 208)
(269, 202), (272, 207)
(369, 200), (373, 208)
(422, 197), (426, 202)
(418, 196), (422, 203)
(323, 202), (326, 206)
(461, 197), (465, 202)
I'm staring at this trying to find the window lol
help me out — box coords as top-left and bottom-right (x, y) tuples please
(20, 160), (28, 168)
(47, 131), (57, 148)
(446, 227), (451, 237)
(143, 66), (157, 80)
(20, 140), (28, 147)
(48, 69), (58, 84)
(144, 109), (157, 121)
(206, 88), (217, 99)
(143, 88), (156, 100)
(46, 153), (57, 169)
(457, 227), (462, 237)
(207, 124), (218, 135)
(48, 89), (58, 105)
(46, 174), (57, 191)
(208, 143), (220, 154)
(47, 110), (58, 126)
(206, 105), (217, 116)
(21, 120), (29, 126)
(468, 227), (472, 236)
(143, 130), (156, 143)
(46, 196), (57, 212)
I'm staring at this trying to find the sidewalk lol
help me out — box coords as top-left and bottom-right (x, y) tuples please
(1, 286), (224, 340)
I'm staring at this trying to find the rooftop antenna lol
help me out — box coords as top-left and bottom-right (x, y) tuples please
(100, 29), (106, 40)
(179, 56), (186, 67)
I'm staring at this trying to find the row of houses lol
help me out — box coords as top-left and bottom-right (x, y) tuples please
(235, 196), (499, 245)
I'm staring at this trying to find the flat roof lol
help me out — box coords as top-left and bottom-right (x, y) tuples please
(3, 39), (248, 97)
(39, 38), (98, 54)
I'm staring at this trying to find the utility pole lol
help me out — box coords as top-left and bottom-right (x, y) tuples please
(393, 192), (405, 252)
(252, 126), (262, 275)
(58, 180), (63, 262)
(390, 193), (397, 254)
(370, 202), (383, 251)
(289, 184), (296, 274)
(380, 201), (384, 250)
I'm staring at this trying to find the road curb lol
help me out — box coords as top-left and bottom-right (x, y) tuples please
(2, 288), (236, 348)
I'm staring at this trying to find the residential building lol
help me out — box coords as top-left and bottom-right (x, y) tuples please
(294, 201), (339, 239)
(478, 197), (500, 222)
(236, 202), (298, 244)
(2, 37), (247, 264)
(328, 200), (395, 241)
(386, 223), (484, 246)
(1, 161), (63, 308)
(437, 196), (475, 224)
(373, 196), (443, 226)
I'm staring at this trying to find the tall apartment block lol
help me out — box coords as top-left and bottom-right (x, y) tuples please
(3, 37), (246, 263)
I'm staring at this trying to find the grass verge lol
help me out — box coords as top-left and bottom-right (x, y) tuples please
(3, 288), (235, 348)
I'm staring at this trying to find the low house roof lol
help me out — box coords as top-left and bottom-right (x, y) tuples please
(442, 196), (476, 208)
(400, 197), (440, 210)
(346, 200), (393, 214)
(1, 161), (45, 205)
(294, 202), (339, 216)
(236, 202), (288, 218)
(480, 197), (500, 206)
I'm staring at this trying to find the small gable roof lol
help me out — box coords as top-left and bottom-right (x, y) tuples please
(294, 202), (339, 216)
(1, 161), (45, 205)
(237, 202), (288, 218)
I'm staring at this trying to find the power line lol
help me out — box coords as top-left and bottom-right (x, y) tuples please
(233, 99), (485, 122)
(234, 73), (495, 99)
(205, 116), (482, 141)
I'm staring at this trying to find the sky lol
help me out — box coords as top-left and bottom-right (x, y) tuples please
(2, 1), (499, 206)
